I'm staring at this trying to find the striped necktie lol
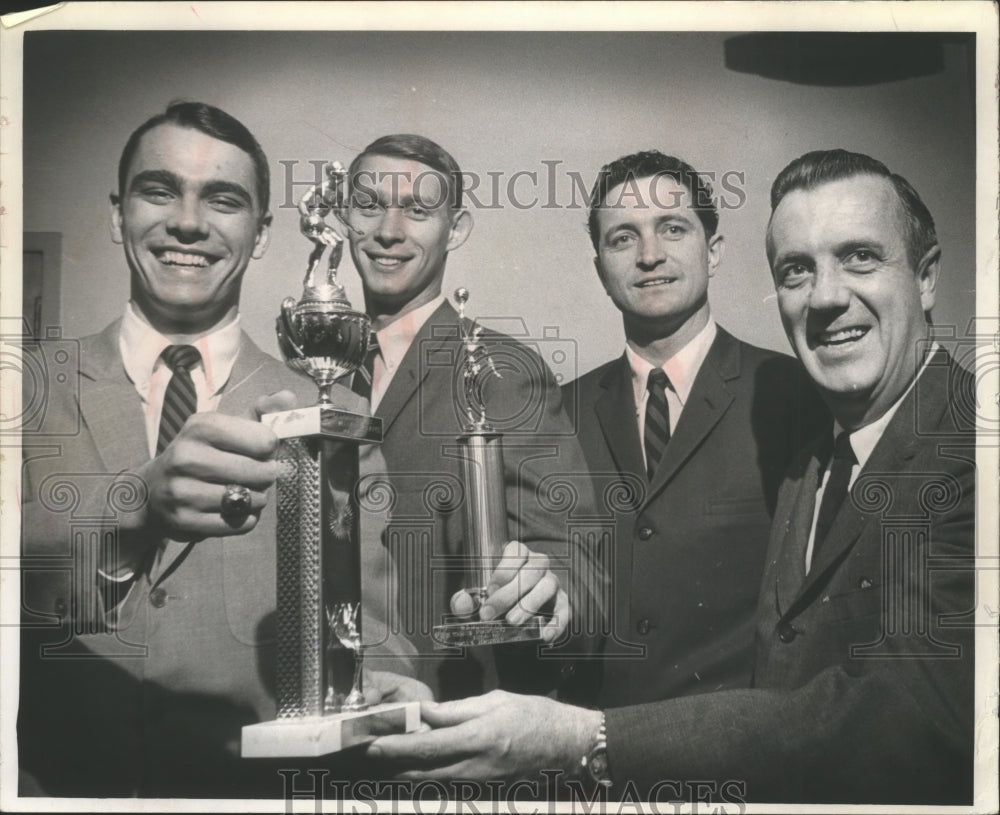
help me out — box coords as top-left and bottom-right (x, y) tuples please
(351, 333), (380, 403)
(156, 345), (201, 454)
(644, 368), (672, 480)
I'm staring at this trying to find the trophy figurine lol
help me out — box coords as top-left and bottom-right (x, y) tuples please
(241, 162), (419, 757)
(432, 288), (546, 647)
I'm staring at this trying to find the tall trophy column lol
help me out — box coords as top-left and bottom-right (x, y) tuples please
(242, 163), (419, 758)
(432, 289), (546, 648)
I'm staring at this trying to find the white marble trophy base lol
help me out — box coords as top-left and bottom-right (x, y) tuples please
(241, 701), (420, 758)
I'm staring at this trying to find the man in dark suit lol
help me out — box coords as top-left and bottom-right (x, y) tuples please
(18, 102), (415, 798)
(562, 151), (827, 706)
(343, 135), (605, 701)
(367, 150), (977, 805)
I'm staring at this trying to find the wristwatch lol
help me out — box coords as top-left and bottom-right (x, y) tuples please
(581, 712), (612, 788)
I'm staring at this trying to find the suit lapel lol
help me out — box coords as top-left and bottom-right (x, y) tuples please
(218, 331), (272, 417)
(79, 320), (149, 474)
(787, 347), (951, 610)
(774, 446), (824, 613)
(374, 300), (457, 434)
(645, 328), (737, 500)
(594, 355), (646, 479)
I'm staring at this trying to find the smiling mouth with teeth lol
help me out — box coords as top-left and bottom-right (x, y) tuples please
(635, 277), (676, 288)
(368, 254), (408, 269)
(158, 250), (213, 267)
(816, 326), (869, 346)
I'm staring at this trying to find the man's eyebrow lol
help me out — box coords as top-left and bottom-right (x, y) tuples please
(773, 250), (813, 268)
(128, 169), (181, 191)
(833, 238), (886, 256)
(655, 212), (696, 226)
(201, 180), (254, 206)
(601, 221), (638, 241)
(128, 172), (254, 207)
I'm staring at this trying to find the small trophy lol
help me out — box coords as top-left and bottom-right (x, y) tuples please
(432, 289), (545, 648)
(242, 163), (419, 758)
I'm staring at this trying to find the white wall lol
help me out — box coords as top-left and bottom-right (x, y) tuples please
(23, 30), (977, 379)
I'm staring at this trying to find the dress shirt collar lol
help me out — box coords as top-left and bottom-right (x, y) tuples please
(373, 294), (446, 372)
(626, 318), (718, 408)
(119, 301), (242, 398)
(830, 341), (940, 471)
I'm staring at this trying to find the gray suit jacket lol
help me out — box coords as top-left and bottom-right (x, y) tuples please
(19, 319), (413, 797)
(605, 348), (976, 804)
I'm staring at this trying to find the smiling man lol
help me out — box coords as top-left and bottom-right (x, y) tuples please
(367, 150), (975, 806)
(343, 135), (605, 702)
(562, 151), (827, 710)
(18, 102), (414, 798)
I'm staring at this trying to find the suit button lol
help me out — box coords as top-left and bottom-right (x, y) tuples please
(638, 527), (654, 541)
(560, 664), (576, 679)
(149, 587), (167, 608)
(637, 618), (652, 635)
(859, 577), (873, 589)
(777, 620), (797, 643)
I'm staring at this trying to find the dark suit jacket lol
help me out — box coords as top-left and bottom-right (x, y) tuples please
(606, 348), (976, 804)
(369, 300), (607, 700)
(18, 320), (414, 797)
(562, 327), (828, 706)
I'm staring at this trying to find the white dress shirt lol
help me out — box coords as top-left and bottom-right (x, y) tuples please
(369, 295), (446, 412)
(626, 318), (718, 471)
(119, 302), (241, 458)
(804, 342), (940, 573)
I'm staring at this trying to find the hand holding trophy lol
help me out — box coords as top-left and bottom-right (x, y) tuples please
(241, 162), (419, 758)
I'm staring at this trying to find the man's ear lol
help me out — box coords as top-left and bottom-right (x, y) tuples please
(109, 193), (123, 244)
(252, 212), (273, 260)
(916, 244), (940, 313)
(707, 233), (725, 277)
(447, 209), (473, 252)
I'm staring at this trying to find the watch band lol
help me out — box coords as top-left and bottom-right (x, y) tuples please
(581, 712), (612, 788)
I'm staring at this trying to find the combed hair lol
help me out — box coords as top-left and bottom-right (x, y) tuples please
(767, 149), (937, 267)
(349, 133), (464, 209)
(587, 150), (719, 251)
(118, 100), (270, 213)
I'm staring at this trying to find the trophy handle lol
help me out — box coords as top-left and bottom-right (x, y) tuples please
(277, 297), (307, 362)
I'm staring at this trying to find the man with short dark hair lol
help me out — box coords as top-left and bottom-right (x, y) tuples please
(367, 149), (976, 806)
(561, 150), (827, 708)
(343, 134), (606, 701)
(18, 102), (415, 798)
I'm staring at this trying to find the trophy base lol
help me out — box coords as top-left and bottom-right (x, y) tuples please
(432, 616), (544, 648)
(241, 701), (421, 758)
(262, 404), (382, 442)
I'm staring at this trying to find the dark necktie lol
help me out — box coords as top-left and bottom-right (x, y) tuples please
(813, 431), (857, 558)
(644, 368), (672, 480)
(351, 332), (380, 403)
(156, 345), (201, 454)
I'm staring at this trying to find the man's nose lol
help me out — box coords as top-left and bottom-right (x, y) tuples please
(808, 263), (851, 311)
(373, 207), (405, 245)
(637, 234), (666, 269)
(165, 195), (209, 241)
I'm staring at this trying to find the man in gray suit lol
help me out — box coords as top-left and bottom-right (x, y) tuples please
(367, 150), (976, 805)
(18, 102), (415, 797)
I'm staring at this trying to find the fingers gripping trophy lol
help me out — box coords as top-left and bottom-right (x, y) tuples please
(241, 163), (419, 757)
